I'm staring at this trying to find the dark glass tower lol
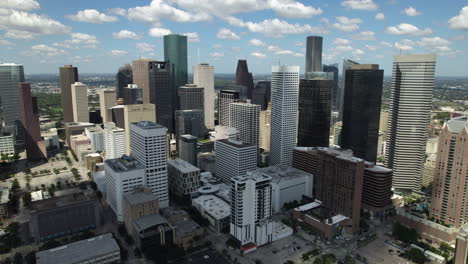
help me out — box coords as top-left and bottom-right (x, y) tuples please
(235, 60), (255, 99)
(341, 64), (384, 163)
(252, 81), (271, 110)
(338, 59), (359, 120)
(116, 64), (133, 100)
(305, 36), (323, 73)
(323, 64), (339, 110)
(297, 78), (332, 147)
(59, 65), (78, 123)
(164, 34), (188, 111)
(151, 61), (175, 133)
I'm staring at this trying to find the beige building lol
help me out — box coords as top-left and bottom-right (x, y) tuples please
(132, 59), (155, 104)
(123, 104), (156, 155)
(99, 89), (116, 123)
(71, 82), (89, 123)
(455, 227), (468, 264)
(123, 187), (160, 236)
(259, 104), (271, 152)
(422, 153), (436, 187)
(379, 111), (389, 133)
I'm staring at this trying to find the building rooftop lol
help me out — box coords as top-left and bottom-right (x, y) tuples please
(133, 214), (169, 233)
(168, 159), (200, 173)
(0, 63), (22, 66)
(0, 187), (9, 204)
(161, 207), (202, 238)
(31, 191), (97, 212)
(65, 122), (94, 127)
(217, 139), (255, 149)
(36, 233), (119, 264)
(294, 200), (349, 225)
(192, 195), (230, 220)
(85, 126), (104, 134)
(294, 146), (363, 163)
(124, 187), (158, 205)
(446, 116), (468, 134)
(131, 121), (164, 129)
(180, 134), (197, 140)
(105, 155), (144, 173)
(247, 164), (313, 183)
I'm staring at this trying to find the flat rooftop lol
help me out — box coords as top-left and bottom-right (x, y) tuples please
(124, 188), (158, 205)
(168, 159), (200, 173)
(192, 195), (230, 220)
(85, 126), (103, 133)
(294, 200), (349, 225)
(217, 139), (255, 148)
(248, 164), (312, 183)
(0, 187), (9, 204)
(31, 192), (97, 211)
(36, 233), (119, 264)
(105, 155), (144, 173)
(134, 214), (169, 233)
(131, 121), (164, 129)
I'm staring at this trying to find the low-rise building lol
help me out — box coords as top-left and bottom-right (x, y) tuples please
(0, 132), (15, 156)
(455, 227), (468, 264)
(133, 214), (175, 251)
(85, 153), (103, 175)
(64, 122), (94, 147)
(70, 134), (90, 154)
(41, 128), (60, 153)
(362, 163), (393, 217)
(85, 126), (105, 152)
(167, 159), (201, 199)
(76, 144), (93, 164)
(123, 186), (160, 236)
(192, 195), (230, 233)
(0, 187), (10, 218)
(161, 207), (205, 250)
(36, 233), (120, 264)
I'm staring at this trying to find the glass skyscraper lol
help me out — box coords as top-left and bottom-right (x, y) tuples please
(164, 34), (188, 106)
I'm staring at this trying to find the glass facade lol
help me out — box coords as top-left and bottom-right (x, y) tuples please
(0, 63), (24, 145)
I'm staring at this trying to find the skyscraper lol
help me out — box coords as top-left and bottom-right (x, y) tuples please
(164, 34), (188, 109)
(305, 36), (323, 73)
(340, 64), (384, 163)
(215, 139), (257, 183)
(193, 64), (215, 129)
(385, 54), (436, 192)
(175, 110), (205, 141)
(104, 122), (126, 160)
(123, 84), (142, 105)
(297, 78), (332, 148)
(178, 135), (198, 166)
(235, 60), (255, 99)
(123, 104), (156, 155)
(71, 82), (89, 123)
(152, 61), (175, 133)
(116, 64), (133, 100)
(218, 90), (239, 126)
(430, 117), (468, 228)
(18, 83), (46, 160)
(132, 59), (155, 105)
(131, 121), (169, 208)
(60, 65), (79, 123)
(178, 84), (204, 111)
(338, 59), (359, 120)
(323, 64), (339, 109)
(229, 102), (260, 148)
(99, 89), (116, 123)
(270, 65), (299, 166)
(0, 63), (24, 145)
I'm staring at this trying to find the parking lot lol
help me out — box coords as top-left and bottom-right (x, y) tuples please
(356, 236), (408, 264)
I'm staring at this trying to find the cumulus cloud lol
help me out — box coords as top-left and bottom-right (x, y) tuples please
(269, 0), (322, 18)
(251, 52), (266, 58)
(266, 45), (294, 55)
(365, 44), (378, 51)
(126, 0), (210, 24)
(293, 53), (303, 57)
(112, 30), (140, 40)
(248, 39), (267, 47)
(108, 8), (127, 16)
(26, 44), (66, 57)
(394, 39), (415, 50)
(417, 37), (451, 52)
(0, 39), (13, 45)
(184, 32), (200, 42)
(333, 38), (351, 45)
(334, 45), (353, 53)
(149, 27), (171, 37)
(380, 41), (392, 48)
(375, 13), (384, 20)
(217, 28), (240, 40)
(67, 9), (117, 23)
(385, 23), (432, 36)
(353, 31), (376, 40)
(294, 41), (303, 46)
(342, 0), (378, 11)
(110, 50), (128, 56)
(332, 16), (362, 32)
(136, 43), (155, 54)
(2, 0), (40, 11)
(448, 6), (468, 30)
(353, 49), (365, 55)
(210, 52), (224, 58)
(54, 33), (100, 49)
(404, 7), (422, 16)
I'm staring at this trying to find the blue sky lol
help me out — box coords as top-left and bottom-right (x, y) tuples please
(0, 0), (467, 76)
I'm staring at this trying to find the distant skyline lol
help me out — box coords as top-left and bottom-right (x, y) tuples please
(0, 0), (467, 76)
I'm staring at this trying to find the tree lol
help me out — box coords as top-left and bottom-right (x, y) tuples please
(344, 255), (356, 264)
(13, 252), (23, 264)
(48, 186), (55, 197)
(313, 259), (322, 264)
(24, 251), (36, 264)
(440, 242), (454, 253)
(89, 181), (97, 191)
(408, 248), (427, 264)
(22, 192), (32, 209)
(11, 178), (20, 192)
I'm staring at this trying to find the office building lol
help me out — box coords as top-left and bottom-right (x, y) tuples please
(385, 54), (436, 192)
(29, 192), (100, 242)
(132, 58), (156, 105)
(305, 36), (323, 73)
(178, 84), (204, 110)
(123, 186), (160, 236)
(192, 195), (230, 233)
(123, 104), (156, 155)
(71, 82), (89, 123)
(323, 64), (339, 109)
(215, 139), (257, 183)
(60, 65), (78, 123)
(105, 155), (145, 221)
(167, 159), (201, 199)
(164, 34), (188, 101)
(123, 84), (142, 105)
(133, 214), (175, 251)
(298, 78), (332, 148)
(116, 64), (133, 100)
(338, 59), (359, 120)
(193, 63), (215, 129)
(362, 163), (393, 217)
(218, 90), (239, 126)
(160, 207), (205, 249)
(0, 133), (14, 156)
(18, 83), (46, 160)
(85, 126), (105, 152)
(270, 65), (300, 166)
(179, 135), (198, 166)
(64, 122), (94, 147)
(0, 187), (10, 219)
(36, 233), (120, 264)
(252, 82), (268, 110)
(1, 63), (25, 145)
(341, 64), (384, 163)
(210, 126), (239, 141)
(104, 122), (125, 159)
(455, 227), (468, 264)
(229, 102), (260, 148)
(175, 110), (205, 141)
(235, 60), (255, 99)
(131, 121), (169, 208)
(99, 89), (116, 123)
(152, 61), (176, 133)
(260, 106), (271, 152)
(430, 117), (468, 228)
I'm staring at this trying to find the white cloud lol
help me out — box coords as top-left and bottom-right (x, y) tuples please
(126, 0), (210, 24)
(293, 53), (303, 57)
(375, 12), (384, 20)
(212, 44), (222, 49)
(275, 49), (293, 55)
(108, 8), (127, 16)
(365, 44), (378, 51)
(294, 41), (303, 46)
(448, 6), (468, 30)
(385, 23), (432, 36)
(332, 16), (362, 32)
(266, 45), (294, 55)
(217, 28), (240, 40)
(54, 33), (100, 49)
(110, 50), (128, 56)
(210, 52), (224, 58)
(342, 0), (378, 11)
(2, 0), (40, 11)
(269, 0), (322, 18)
(379, 41), (392, 47)
(353, 49), (365, 55)
(27, 44), (66, 57)
(394, 39), (415, 51)
(0, 10), (70, 39)
(136, 43), (155, 54)
(353, 31), (375, 40)
(184, 32), (200, 42)
(67, 9), (117, 23)
(267, 45), (281, 53)
(112, 30), (140, 40)
(417, 37), (451, 52)
(149, 27), (171, 37)
(404, 7), (422, 16)
(248, 39), (267, 47)
(0, 39), (13, 45)
(231, 46), (241, 52)
(334, 45), (353, 53)
(251, 52), (266, 58)
(333, 38), (351, 45)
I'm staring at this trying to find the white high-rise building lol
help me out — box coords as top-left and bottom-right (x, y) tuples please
(85, 126), (105, 152)
(105, 155), (145, 221)
(130, 121), (169, 208)
(230, 173), (273, 247)
(229, 102), (260, 148)
(104, 123), (125, 160)
(215, 139), (257, 183)
(194, 64), (215, 129)
(218, 90), (239, 126)
(385, 54), (436, 193)
(71, 82), (89, 123)
(270, 65), (300, 166)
